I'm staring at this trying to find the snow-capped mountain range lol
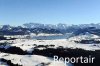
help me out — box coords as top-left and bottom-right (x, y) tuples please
(1, 23), (100, 35)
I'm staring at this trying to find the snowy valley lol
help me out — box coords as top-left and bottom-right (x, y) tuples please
(0, 23), (100, 66)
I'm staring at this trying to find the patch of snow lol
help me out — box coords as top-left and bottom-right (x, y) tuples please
(0, 53), (72, 66)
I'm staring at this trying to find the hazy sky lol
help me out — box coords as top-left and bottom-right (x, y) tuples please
(0, 0), (100, 26)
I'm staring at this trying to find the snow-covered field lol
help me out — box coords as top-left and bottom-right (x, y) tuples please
(0, 34), (100, 66)
(0, 52), (72, 66)
(3, 38), (100, 52)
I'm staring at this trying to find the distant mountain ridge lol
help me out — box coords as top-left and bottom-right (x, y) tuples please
(23, 23), (100, 29)
(0, 23), (100, 35)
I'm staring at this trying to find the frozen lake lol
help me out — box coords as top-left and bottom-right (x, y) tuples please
(32, 34), (72, 40)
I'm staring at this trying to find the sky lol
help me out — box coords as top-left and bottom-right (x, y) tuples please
(0, 0), (100, 26)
